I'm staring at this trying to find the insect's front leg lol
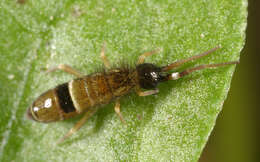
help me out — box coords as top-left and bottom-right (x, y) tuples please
(137, 49), (161, 64)
(135, 87), (159, 96)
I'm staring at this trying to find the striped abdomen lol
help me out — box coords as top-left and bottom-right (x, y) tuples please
(27, 69), (136, 122)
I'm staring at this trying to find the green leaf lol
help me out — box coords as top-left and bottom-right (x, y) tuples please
(0, 0), (247, 161)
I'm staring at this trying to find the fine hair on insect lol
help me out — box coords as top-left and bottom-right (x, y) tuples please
(27, 43), (239, 143)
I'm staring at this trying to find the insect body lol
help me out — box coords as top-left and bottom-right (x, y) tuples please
(28, 68), (136, 122)
(27, 45), (238, 143)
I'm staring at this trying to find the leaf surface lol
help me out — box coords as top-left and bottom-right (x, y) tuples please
(0, 0), (247, 161)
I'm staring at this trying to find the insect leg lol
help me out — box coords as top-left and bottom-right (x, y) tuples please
(57, 108), (97, 144)
(46, 64), (84, 78)
(100, 42), (111, 69)
(135, 88), (159, 96)
(137, 49), (161, 64)
(114, 99), (126, 124)
(162, 46), (220, 71)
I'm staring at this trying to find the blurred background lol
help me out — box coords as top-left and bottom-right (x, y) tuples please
(200, 0), (259, 162)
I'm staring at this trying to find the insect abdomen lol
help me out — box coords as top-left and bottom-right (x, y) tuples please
(27, 83), (79, 122)
(69, 73), (114, 113)
(69, 69), (136, 113)
(28, 69), (136, 122)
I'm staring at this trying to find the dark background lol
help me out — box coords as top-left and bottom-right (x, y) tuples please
(200, 0), (259, 162)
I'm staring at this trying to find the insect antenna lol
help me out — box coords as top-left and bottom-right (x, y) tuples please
(161, 46), (239, 81)
(166, 61), (239, 81)
(162, 46), (221, 72)
(178, 61), (239, 77)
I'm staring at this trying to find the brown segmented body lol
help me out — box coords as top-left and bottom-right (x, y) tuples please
(69, 69), (137, 113)
(28, 68), (138, 122)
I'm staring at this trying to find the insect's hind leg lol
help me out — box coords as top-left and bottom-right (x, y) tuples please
(46, 64), (84, 78)
(100, 42), (111, 69)
(57, 109), (97, 144)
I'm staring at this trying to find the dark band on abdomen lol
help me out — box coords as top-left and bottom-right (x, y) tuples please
(56, 83), (76, 113)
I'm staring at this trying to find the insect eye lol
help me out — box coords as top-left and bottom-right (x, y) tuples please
(150, 72), (160, 81)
